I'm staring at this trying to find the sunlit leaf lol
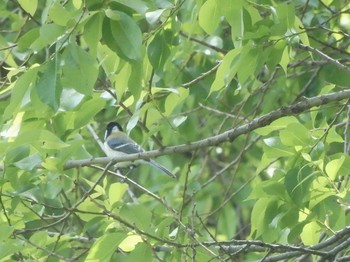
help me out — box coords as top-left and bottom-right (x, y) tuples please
(118, 234), (143, 252)
(255, 116), (299, 136)
(17, 0), (37, 16)
(48, 3), (71, 26)
(210, 48), (241, 93)
(164, 88), (189, 115)
(198, 0), (220, 34)
(109, 182), (128, 207)
(3, 67), (38, 120)
(0, 239), (24, 260)
(86, 232), (126, 261)
(300, 221), (321, 245)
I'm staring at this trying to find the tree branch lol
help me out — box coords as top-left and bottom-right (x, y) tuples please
(2, 89), (350, 172)
(63, 89), (350, 168)
(299, 43), (350, 73)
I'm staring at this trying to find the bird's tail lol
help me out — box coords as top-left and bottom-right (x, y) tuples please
(147, 160), (176, 178)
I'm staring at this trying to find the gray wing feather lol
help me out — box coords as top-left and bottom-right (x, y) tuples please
(107, 138), (144, 155)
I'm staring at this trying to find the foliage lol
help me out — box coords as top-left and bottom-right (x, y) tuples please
(1, 0), (350, 261)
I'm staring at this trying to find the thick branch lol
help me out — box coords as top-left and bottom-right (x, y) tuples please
(63, 89), (350, 169)
(2, 89), (350, 171)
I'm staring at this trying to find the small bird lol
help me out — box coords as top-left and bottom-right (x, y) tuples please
(104, 122), (176, 178)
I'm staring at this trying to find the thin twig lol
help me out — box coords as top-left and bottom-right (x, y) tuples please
(299, 43), (350, 73)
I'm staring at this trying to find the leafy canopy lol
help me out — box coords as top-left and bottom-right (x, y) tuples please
(1, 0), (350, 261)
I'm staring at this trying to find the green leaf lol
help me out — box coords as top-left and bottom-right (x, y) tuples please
(279, 44), (290, 74)
(327, 126), (344, 143)
(321, 64), (350, 86)
(114, 0), (149, 14)
(148, 33), (171, 71)
(294, 16), (309, 46)
(312, 196), (344, 230)
(48, 3), (71, 26)
(0, 239), (24, 260)
(108, 183), (128, 207)
(210, 48), (241, 93)
(40, 130), (69, 149)
(83, 12), (103, 55)
(41, 157), (62, 172)
(103, 10), (142, 61)
(126, 243), (152, 262)
(17, 28), (40, 51)
(5, 146), (29, 168)
(4, 68), (38, 120)
(164, 88), (189, 115)
(263, 200), (280, 242)
(326, 156), (344, 180)
(280, 206), (299, 228)
(13, 153), (42, 171)
(218, 205), (237, 238)
(275, 3), (295, 32)
(31, 24), (65, 51)
(86, 232), (126, 262)
(198, 0), (221, 34)
(255, 116), (298, 136)
(220, 0), (244, 46)
(250, 198), (269, 238)
(280, 123), (310, 147)
(285, 166), (315, 206)
(61, 43), (98, 95)
(73, 96), (106, 128)
(237, 46), (259, 84)
(29, 231), (48, 247)
(311, 126), (343, 143)
(120, 204), (152, 231)
(128, 60), (143, 100)
(300, 221), (321, 245)
(126, 111), (141, 133)
(17, 0), (37, 16)
(263, 137), (295, 158)
(0, 223), (14, 240)
(11, 127), (68, 150)
(118, 234), (143, 252)
(35, 59), (61, 111)
(262, 180), (287, 199)
(97, 43), (122, 77)
(337, 155), (350, 177)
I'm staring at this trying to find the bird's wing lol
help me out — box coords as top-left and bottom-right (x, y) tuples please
(107, 136), (144, 155)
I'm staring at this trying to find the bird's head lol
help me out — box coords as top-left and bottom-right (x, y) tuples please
(105, 122), (123, 140)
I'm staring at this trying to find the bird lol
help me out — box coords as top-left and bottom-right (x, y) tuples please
(104, 122), (176, 178)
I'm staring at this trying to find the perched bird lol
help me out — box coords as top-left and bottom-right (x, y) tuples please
(104, 122), (176, 178)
